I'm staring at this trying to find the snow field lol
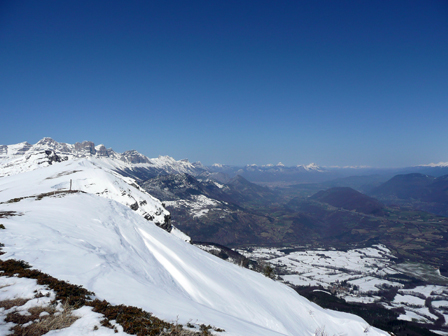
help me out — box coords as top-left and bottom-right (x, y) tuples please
(240, 244), (448, 330)
(0, 188), (388, 335)
(0, 158), (169, 226)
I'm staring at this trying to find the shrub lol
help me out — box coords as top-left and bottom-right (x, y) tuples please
(263, 265), (275, 278)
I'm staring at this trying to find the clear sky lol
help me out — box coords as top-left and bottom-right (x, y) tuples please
(1, 1), (447, 167)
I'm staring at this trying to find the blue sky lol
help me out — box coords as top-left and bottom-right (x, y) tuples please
(1, 1), (447, 167)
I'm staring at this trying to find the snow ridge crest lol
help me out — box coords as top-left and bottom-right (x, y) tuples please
(0, 138), (202, 178)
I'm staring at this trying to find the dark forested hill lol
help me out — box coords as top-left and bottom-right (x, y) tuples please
(370, 173), (448, 216)
(310, 187), (385, 215)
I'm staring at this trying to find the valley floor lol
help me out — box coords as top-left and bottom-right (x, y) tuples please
(237, 244), (448, 335)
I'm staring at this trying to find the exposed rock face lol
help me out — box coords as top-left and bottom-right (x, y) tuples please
(162, 214), (172, 232)
(44, 150), (68, 164)
(0, 145), (7, 155)
(95, 144), (110, 157)
(122, 150), (151, 164)
(74, 141), (96, 155)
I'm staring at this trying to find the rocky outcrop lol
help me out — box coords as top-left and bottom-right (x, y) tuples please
(44, 150), (68, 164)
(122, 150), (151, 164)
(74, 141), (96, 155)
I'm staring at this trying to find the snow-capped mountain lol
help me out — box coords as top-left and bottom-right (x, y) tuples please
(297, 162), (324, 172)
(420, 162), (448, 167)
(0, 138), (388, 335)
(0, 137), (206, 181)
(229, 163), (334, 184)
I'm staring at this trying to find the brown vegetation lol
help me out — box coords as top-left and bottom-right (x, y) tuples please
(0, 258), (223, 335)
(6, 301), (79, 336)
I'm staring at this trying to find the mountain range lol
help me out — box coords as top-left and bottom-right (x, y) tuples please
(3, 137), (447, 185)
(0, 137), (207, 182)
(0, 138), (389, 336)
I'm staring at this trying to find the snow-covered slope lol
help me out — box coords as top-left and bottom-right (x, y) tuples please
(0, 137), (205, 180)
(0, 140), (388, 336)
(0, 158), (170, 228)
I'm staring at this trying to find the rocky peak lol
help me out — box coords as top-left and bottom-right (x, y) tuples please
(36, 137), (57, 146)
(1, 138), (207, 181)
(192, 161), (204, 168)
(14, 142), (33, 155)
(94, 144), (117, 158)
(122, 150), (151, 164)
(74, 141), (96, 155)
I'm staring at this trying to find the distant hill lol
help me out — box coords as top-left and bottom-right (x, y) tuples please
(317, 175), (392, 194)
(310, 187), (385, 215)
(221, 175), (278, 205)
(370, 173), (448, 216)
(397, 165), (448, 178)
(370, 173), (436, 199)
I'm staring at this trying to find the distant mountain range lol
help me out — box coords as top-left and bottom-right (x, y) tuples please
(3, 137), (448, 185)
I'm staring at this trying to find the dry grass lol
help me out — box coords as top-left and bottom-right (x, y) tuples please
(0, 298), (30, 310)
(7, 301), (79, 336)
(159, 327), (212, 335)
(0, 211), (20, 218)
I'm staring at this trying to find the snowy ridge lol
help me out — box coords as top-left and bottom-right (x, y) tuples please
(0, 192), (387, 335)
(0, 138), (204, 179)
(0, 158), (170, 228)
(0, 138), (388, 335)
